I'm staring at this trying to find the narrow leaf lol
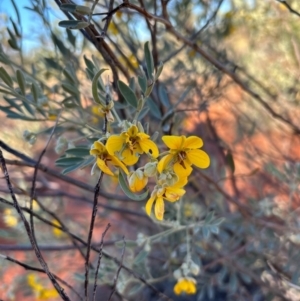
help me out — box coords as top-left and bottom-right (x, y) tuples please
(0, 67), (13, 88)
(138, 75), (147, 93)
(16, 69), (26, 95)
(65, 147), (90, 157)
(118, 80), (138, 108)
(147, 98), (161, 119)
(144, 41), (154, 79)
(92, 69), (108, 105)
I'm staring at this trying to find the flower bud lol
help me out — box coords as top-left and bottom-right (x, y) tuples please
(144, 162), (157, 177)
(127, 169), (148, 192)
(23, 130), (36, 145)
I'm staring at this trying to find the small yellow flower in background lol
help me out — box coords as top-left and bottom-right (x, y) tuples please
(158, 135), (210, 177)
(52, 219), (64, 238)
(128, 169), (148, 192)
(48, 114), (57, 121)
(108, 22), (118, 35)
(145, 179), (186, 220)
(3, 209), (18, 227)
(27, 274), (59, 300)
(91, 105), (104, 117)
(174, 277), (197, 295)
(106, 125), (159, 166)
(188, 49), (196, 58)
(116, 10), (122, 19)
(90, 141), (129, 176)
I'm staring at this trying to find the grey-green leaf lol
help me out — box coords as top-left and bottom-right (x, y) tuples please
(147, 97), (161, 119)
(144, 41), (154, 80)
(65, 147), (90, 157)
(0, 67), (13, 88)
(16, 70), (26, 95)
(138, 75), (147, 94)
(92, 69), (108, 105)
(118, 80), (138, 108)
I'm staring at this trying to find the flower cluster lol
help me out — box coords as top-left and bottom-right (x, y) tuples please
(27, 274), (58, 300)
(90, 123), (210, 220)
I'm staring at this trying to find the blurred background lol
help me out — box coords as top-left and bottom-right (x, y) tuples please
(1, 0), (300, 300)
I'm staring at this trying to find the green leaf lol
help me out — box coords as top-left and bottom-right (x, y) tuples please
(84, 55), (95, 72)
(44, 58), (61, 70)
(92, 69), (108, 105)
(158, 84), (170, 108)
(58, 20), (89, 30)
(62, 83), (79, 96)
(55, 157), (84, 167)
(60, 3), (77, 13)
(65, 147), (90, 157)
(6, 112), (34, 120)
(147, 98), (161, 119)
(138, 75), (147, 94)
(66, 29), (76, 48)
(11, 0), (21, 24)
(0, 67), (13, 88)
(144, 41), (154, 80)
(61, 156), (94, 175)
(63, 68), (77, 85)
(31, 83), (39, 103)
(52, 33), (70, 57)
(16, 69), (26, 95)
(129, 77), (135, 91)
(138, 106), (149, 120)
(22, 99), (35, 116)
(133, 250), (148, 265)
(154, 62), (164, 81)
(8, 38), (19, 50)
(4, 96), (23, 112)
(118, 80), (138, 108)
(118, 170), (148, 201)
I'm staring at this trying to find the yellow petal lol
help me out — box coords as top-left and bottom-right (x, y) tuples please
(154, 197), (164, 220)
(173, 161), (193, 177)
(93, 141), (106, 152)
(139, 139), (159, 158)
(186, 149), (210, 169)
(164, 187), (185, 202)
(183, 136), (203, 149)
(145, 195), (156, 216)
(121, 148), (139, 165)
(110, 155), (129, 174)
(96, 158), (114, 176)
(157, 154), (173, 173)
(173, 176), (188, 188)
(127, 125), (138, 137)
(106, 135), (125, 155)
(129, 175), (148, 192)
(162, 135), (185, 150)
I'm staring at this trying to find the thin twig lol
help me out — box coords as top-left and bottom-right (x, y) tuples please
(275, 0), (300, 17)
(0, 253), (83, 300)
(0, 150), (70, 300)
(84, 171), (104, 301)
(93, 223), (111, 301)
(107, 236), (126, 301)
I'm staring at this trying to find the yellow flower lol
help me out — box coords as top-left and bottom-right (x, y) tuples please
(27, 274), (59, 300)
(158, 135), (210, 177)
(108, 22), (118, 35)
(3, 209), (18, 227)
(52, 219), (64, 238)
(106, 125), (159, 166)
(145, 177), (186, 220)
(90, 141), (129, 176)
(174, 277), (197, 295)
(127, 169), (148, 192)
(48, 114), (57, 121)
